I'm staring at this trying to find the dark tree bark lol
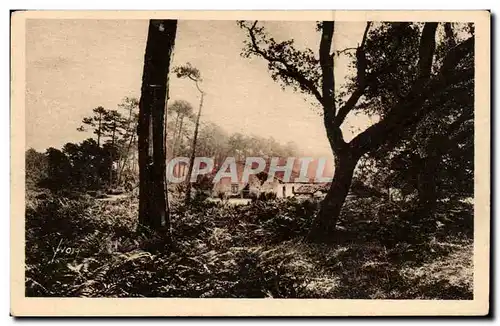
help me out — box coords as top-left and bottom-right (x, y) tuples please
(138, 20), (177, 234)
(307, 151), (358, 242)
(307, 23), (443, 242)
(416, 115), (472, 218)
(416, 160), (438, 217)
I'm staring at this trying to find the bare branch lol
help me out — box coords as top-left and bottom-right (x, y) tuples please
(241, 21), (323, 105)
(336, 47), (357, 56)
(333, 22), (371, 128)
(334, 89), (365, 128)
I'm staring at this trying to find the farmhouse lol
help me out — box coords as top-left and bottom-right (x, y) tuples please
(211, 160), (331, 200)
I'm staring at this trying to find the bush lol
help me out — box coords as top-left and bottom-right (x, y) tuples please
(25, 193), (473, 299)
(258, 192), (277, 201)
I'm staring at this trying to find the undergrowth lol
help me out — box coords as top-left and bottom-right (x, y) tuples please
(25, 192), (473, 299)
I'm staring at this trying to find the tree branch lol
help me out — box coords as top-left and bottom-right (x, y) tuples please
(360, 21), (371, 48)
(242, 21), (323, 105)
(336, 47), (357, 56)
(319, 21), (335, 116)
(349, 23), (442, 156)
(444, 23), (457, 48)
(441, 36), (474, 73)
(333, 22), (371, 128)
(318, 21), (349, 152)
(417, 23), (438, 80)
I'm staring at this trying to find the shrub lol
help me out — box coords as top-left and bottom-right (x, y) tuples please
(25, 193), (473, 299)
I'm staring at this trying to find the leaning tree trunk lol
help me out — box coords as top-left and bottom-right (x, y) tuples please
(170, 112), (180, 158)
(185, 90), (204, 205)
(138, 19), (177, 234)
(307, 152), (358, 243)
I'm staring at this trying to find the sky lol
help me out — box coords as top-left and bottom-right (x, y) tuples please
(25, 19), (374, 158)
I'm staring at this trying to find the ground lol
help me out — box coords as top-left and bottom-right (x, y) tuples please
(25, 191), (473, 299)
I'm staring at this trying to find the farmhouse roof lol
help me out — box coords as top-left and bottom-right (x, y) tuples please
(294, 183), (331, 194)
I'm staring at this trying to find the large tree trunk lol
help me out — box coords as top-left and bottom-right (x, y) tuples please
(416, 166), (437, 217)
(307, 152), (358, 243)
(138, 20), (177, 234)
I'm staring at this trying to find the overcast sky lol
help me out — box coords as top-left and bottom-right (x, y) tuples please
(26, 19), (375, 158)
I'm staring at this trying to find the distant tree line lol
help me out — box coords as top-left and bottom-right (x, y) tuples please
(25, 97), (300, 194)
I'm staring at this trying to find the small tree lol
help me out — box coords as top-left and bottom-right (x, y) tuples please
(116, 97), (140, 185)
(168, 99), (194, 158)
(173, 63), (205, 205)
(77, 106), (108, 147)
(102, 109), (127, 188)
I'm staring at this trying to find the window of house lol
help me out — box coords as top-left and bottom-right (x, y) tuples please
(231, 184), (239, 194)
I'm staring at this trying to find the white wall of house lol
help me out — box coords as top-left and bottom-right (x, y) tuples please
(263, 182), (299, 198)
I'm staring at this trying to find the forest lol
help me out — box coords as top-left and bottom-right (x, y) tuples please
(25, 19), (474, 299)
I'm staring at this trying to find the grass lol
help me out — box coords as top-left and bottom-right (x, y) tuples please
(25, 191), (473, 299)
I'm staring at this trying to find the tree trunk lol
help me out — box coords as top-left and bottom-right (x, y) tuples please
(185, 91), (204, 205)
(416, 148), (439, 219)
(97, 113), (102, 147)
(108, 123), (116, 188)
(117, 103), (135, 185)
(138, 19), (176, 235)
(178, 118), (184, 152)
(96, 113), (102, 188)
(307, 152), (358, 243)
(170, 112), (180, 158)
(117, 127), (136, 186)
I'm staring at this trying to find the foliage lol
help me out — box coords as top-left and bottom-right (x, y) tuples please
(37, 139), (115, 192)
(173, 62), (202, 82)
(167, 100), (194, 157)
(238, 20), (475, 238)
(26, 193), (472, 299)
(32, 98), (141, 193)
(25, 148), (48, 191)
(77, 99), (140, 186)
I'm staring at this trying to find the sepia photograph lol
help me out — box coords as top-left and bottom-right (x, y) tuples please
(10, 10), (490, 316)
